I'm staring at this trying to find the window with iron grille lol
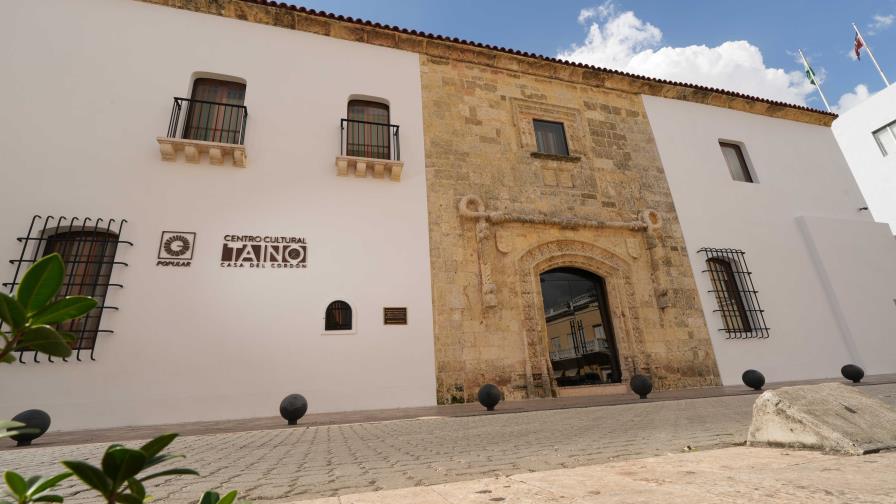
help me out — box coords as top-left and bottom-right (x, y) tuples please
(718, 141), (755, 183)
(325, 300), (353, 331)
(533, 119), (570, 156)
(346, 100), (391, 160)
(183, 78), (247, 145)
(698, 248), (769, 339)
(2, 216), (131, 362)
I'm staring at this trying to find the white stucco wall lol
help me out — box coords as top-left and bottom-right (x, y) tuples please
(0, 0), (436, 430)
(832, 85), (896, 234)
(642, 95), (896, 385)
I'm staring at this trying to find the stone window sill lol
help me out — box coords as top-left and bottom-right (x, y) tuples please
(530, 152), (581, 163)
(336, 155), (403, 181)
(157, 137), (247, 168)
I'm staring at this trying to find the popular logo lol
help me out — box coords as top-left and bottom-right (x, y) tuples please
(220, 235), (307, 269)
(157, 231), (196, 267)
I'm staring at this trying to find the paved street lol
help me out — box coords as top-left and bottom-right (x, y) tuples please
(2, 383), (895, 503)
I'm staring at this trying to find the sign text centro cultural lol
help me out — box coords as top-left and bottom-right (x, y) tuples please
(220, 235), (307, 269)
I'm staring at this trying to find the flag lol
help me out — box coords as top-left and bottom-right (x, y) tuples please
(803, 60), (817, 86)
(854, 33), (864, 60)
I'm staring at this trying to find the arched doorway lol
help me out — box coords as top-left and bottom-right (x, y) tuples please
(540, 267), (622, 387)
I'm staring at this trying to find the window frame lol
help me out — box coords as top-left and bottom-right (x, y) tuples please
(872, 120), (896, 157)
(346, 99), (392, 160)
(42, 229), (121, 351)
(718, 141), (755, 183)
(705, 257), (753, 334)
(322, 299), (356, 335)
(533, 119), (571, 157)
(183, 77), (247, 145)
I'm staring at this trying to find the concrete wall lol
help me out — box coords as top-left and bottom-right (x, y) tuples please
(832, 85), (896, 234)
(0, 0), (436, 430)
(643, 95), (896, 385)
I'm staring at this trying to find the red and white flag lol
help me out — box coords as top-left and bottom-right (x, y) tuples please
(854, 33), (864, 60)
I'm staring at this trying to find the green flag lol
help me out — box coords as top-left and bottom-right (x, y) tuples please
(804, 60), (817, 86)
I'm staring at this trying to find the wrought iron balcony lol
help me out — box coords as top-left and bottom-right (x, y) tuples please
(156, 97), (248, 167)
(336, 118), (403, 181)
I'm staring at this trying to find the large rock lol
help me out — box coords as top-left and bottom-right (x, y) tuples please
(747, 383), (896, 455)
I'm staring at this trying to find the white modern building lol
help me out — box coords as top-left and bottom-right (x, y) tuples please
(832, 84), (896, 234)
(0, 0), (436, 430)
(645, 96), (896, 386)
(2, 0), (895, 432)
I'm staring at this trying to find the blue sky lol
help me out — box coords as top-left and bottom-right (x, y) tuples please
(294, 0), (896, 113)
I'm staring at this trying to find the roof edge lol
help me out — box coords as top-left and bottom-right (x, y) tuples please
(137, 0), (836, 127)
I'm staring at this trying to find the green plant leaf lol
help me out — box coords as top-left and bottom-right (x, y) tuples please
(17, 254), (65, 314)
(198, 491), (220, 504)
(29, 472), (72, 496)
(30, 297), (97, 326)
(32, 495), (64, 503)
(1, 353), (15, 364)
(139, 434), (178, 459)
(0, 294), (26, 331)
(217, 490), (239, 504)
(57, 332), (76, 345)
(126, 477), (146, 500)
(61, 460), (112, 496)
(0, 420), (25, 430)
(17, 326), (72, 358)
(138, 468), (198, 482)
(102, 447), (147, 486)
(3, 471), (27, 497)
(143, 453), (184, 470)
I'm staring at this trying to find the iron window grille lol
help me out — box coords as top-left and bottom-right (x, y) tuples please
(2, 216), (131, 362)
(167, 97), (248, 145)
(698, 247), (769, 339)
(324, 300), (353, 331)
(533, 119), (570, 156)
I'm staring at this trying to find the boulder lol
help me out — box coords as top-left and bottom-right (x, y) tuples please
(747, 383), (896, 455)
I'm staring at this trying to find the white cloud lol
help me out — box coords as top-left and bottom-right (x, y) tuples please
(558, 2), (818, 107)
(833, 84), (871, 113)
(868, 14), (894, 35)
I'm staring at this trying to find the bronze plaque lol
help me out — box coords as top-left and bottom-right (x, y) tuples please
(384, 307), (408, 325)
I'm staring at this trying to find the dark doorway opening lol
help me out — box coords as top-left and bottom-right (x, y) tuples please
(540, 267), (622, 387)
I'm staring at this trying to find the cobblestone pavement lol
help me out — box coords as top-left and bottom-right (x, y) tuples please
(3, 384), (895, 503)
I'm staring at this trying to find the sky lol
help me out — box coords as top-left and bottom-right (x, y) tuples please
(293, 0), (896, 114)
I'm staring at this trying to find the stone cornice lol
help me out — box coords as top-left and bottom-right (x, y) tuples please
(137, 0), (836, 127)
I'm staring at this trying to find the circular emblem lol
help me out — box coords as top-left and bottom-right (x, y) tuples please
(163, 234), (191, 257)
(286, 246), (305, 262)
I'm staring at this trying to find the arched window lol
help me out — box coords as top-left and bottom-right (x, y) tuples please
(43, 230), (120, 350)
(346, 100), (391, 159)
(325, 300), (353, 331)
(706, 257), (752, 333)
(184, 78), (247, 144)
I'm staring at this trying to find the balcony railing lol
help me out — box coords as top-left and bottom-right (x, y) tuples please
(157, 97), (248, 167)
(336, 119), (403, 181)
(340, 118), (400, 161)
(168, 97), (248, 145)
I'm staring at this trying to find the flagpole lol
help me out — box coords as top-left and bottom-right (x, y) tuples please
(799, 49), (831, 112)
(853, 22), (890, 87)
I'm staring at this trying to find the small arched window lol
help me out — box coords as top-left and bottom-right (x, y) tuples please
(346, 100), (391, 159)
(325, 300), (353, 331)
(706, 257), (752, 333)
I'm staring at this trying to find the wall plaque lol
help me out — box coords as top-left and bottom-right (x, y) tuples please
(384, 307), (408, 325)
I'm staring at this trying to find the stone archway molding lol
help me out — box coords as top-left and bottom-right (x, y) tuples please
(517, 240), (644, 398)
(457, 194), (663, 311)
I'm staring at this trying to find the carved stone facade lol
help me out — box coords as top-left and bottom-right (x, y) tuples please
(421, 56), (721, 403)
